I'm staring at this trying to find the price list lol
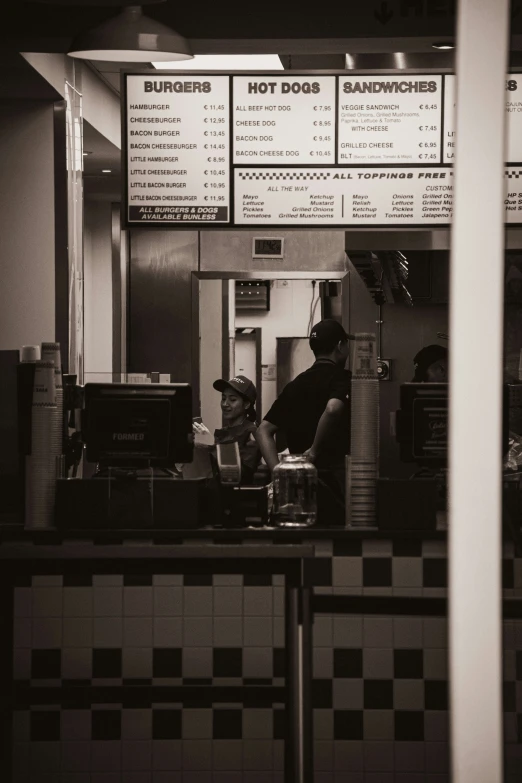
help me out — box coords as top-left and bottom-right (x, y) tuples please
(126, 74), (230, 224)
(233, 75), (336, 164)
(234, 167), (454, 226)
(337, 75), (443, 164)
(444, 75), (522, 164)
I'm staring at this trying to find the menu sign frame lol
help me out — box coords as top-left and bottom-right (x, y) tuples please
(122, 70), (522, 229)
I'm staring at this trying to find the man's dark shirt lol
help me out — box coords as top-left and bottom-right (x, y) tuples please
(264, 359), (351, 469)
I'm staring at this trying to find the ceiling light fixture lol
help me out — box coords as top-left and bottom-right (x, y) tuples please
(432, 42), (455, 50)
(102, 169), (112, 173)
(152, 54), (284, 70)
(68, 5), (193, 63)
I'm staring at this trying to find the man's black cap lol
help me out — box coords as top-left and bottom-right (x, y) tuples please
(309, 319), (348, 353)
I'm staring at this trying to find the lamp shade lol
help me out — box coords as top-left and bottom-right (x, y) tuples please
(68, 5), (193, 62)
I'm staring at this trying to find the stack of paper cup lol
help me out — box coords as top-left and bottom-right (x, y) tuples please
(41, 342), (63, 472)
(25, 360), (57, 530)
(348, 333), (379, 527)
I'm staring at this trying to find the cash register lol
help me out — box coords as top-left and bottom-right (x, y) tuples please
(379, 382), (514, 530)
(56, 382), (213, 530)
(56, 383), (268, 531)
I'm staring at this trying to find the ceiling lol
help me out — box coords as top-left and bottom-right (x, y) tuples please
(5, 0), (522, 57)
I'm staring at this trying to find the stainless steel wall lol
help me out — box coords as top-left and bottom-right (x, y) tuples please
(128, 229), (347, 390)
(200, 229), (347, 272)
(128, 230), (198, 379)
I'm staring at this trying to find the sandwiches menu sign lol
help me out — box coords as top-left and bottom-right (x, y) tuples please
(123, 72), (522, 228)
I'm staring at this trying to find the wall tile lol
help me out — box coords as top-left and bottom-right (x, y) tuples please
(364, 710), (394, 741)
(182, 740), (212, 770)
(124, 618), (153, 648)
(122, 709), (152, 740)
(244, 617), (273, 647)
(14, 587), (32, 617)
(363, 618), (393, 649)
(152, 739), (182, 770)
(242, 709), (273, 740)
(63, 588), (93, 618)
(213, 617), (243, 648)
(183, 618), (213, 647)
(333, 740), (363, 771)
(94, 588), (123, 617)
(124, 588), (153, 617)
(363, 740), (394, 771)
(14, 618), (31, 649)
(184, 587), (213, 617)
(243, 647), (273, 679)
(122, 648), (153, 679)
(32, 618), (62, 648)
(333, 617), (363, 648)
(182, 647), (213, 679)
(363, 649), (393, 680)
(32, 588), (62, 618)
(153, 618), (183, 648)
(394, 618), (423, 649)
(153, 587), (182, 616)
(212, 740), (243, 771)
(181, 709), (212, 740)
(244, 587), (273, 617)
(93, 617), (123, 648)
(214, 587), (242, 617)
(332, 558), (362, 587)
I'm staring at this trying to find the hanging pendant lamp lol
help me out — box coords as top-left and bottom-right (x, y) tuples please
(68, 4), (193, 62)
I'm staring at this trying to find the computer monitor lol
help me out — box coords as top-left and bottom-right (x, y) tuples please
(396, 382), (511, 466)
(396, 383), (448, 466)
(82, 383), (193, 468)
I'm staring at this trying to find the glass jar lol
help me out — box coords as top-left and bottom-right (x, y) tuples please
(272, 454), (317, 528)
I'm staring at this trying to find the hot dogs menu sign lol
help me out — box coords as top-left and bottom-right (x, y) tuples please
(123, 72), (522, 228)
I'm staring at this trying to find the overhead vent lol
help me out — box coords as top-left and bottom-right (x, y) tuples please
(235, 280), (271, 312)
(349, 251), (412, 306)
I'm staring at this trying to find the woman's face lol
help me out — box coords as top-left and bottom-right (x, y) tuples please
(221, 388), (249, 423)
(425, 359), (448, 382)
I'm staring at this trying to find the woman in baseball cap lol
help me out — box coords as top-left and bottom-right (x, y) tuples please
(211, 375), (261, 484)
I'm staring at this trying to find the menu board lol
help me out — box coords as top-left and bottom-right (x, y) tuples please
(234, 166), (522, 226)
(338, 75), (443, 164)
(125, 74), (230, 224)
(444, 75), (522, 164)
(123, 72), (522, 228)
(233, 76), (336, 164)
(235, 167), (454, 226)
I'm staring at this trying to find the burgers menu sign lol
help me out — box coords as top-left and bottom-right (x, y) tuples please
(123, 72), (522, 228)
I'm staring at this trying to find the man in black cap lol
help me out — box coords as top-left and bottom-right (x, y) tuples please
(212, 375), (261, 484)
(257, 320), (351, 497)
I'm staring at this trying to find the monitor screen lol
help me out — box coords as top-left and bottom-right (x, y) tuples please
(396, 382), (511, 465)
(83, 383), (193, 467)
(396, 383), (448, 465)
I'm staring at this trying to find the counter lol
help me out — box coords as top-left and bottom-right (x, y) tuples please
(1, 522), (521, 782)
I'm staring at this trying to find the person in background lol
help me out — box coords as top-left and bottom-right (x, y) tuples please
(256, 319), (351, 521)
(211, 375), (261, 485)
(412, 344), (448, 382)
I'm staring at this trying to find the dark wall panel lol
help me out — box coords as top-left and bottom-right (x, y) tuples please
(129, 230), (198, 381)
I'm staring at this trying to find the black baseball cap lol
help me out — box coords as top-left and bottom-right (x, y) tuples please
(309, 319), (348, 354)
(413, 344), (448, 381)
(213, 376), (257, 420)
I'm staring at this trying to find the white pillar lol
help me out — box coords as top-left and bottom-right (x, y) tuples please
(449, 0), (509, 781)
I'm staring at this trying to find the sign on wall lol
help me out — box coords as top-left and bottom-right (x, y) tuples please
(123, 72), (522, 228)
